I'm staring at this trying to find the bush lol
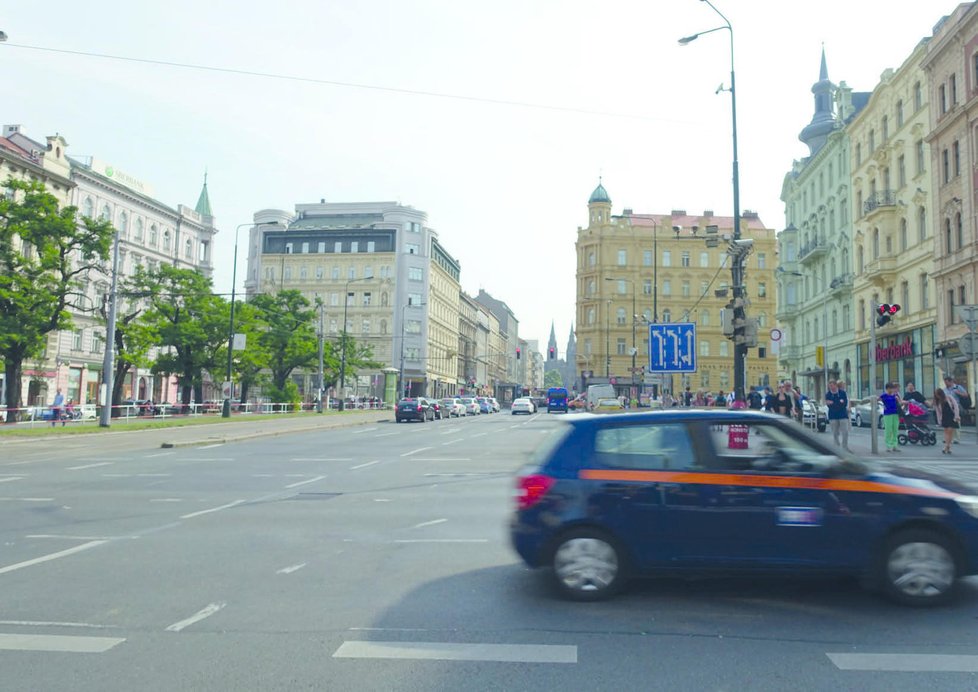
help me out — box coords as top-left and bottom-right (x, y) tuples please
(266, 381), (302, 411)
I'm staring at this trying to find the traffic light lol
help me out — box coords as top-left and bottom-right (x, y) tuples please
(876, 303), (901, 327)
(548, 347), (555, 360)
(516, 347), (521, 360)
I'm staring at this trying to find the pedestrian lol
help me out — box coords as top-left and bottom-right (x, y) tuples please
(934, 388), (961, 454)
(50, 388), (65, 427)
(943, 375), (970, 444)
(880, 382), (903, 453)
(903, 382), (926, 407)
(747, 386), (763, 410)
(63, 398), (74, 426)
(683, 387), (693, 407)
(824, 379), (850, 451)
(714, 391), (727, 408)
(770, 383), (797, 419)
(730, 393), (747, 410)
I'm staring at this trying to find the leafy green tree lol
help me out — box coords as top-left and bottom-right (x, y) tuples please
(249, 290), (318, 393)
(544, 369), (564, 389)
(0, 178), (113, 422)
(331, 332), (382, 394)
(218, 301), (269, 404)
(129, 264), (226, 407)
(102, 268), (157, 409)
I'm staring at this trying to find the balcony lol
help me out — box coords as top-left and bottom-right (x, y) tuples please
(828, 273), (853, 296)
(775, 302), (798, 321)
(863, 256), (897, 284)
(798, 239), (829, 263)
(781, 345), (801, 361)
(863, 190), (898, 217)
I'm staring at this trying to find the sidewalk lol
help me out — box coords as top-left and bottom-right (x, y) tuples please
(817, 422), (978, 460)
(0, 409), (392, 451)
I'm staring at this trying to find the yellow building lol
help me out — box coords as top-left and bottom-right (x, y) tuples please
(849, 40), (939, 398)
(427, 238), (461, 397)
(575, 182), (779, 398)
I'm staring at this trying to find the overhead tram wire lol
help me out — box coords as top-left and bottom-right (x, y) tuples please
(2, 42), (690, 125)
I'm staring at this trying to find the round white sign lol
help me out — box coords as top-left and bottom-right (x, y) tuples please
(770, 328), (783, 342)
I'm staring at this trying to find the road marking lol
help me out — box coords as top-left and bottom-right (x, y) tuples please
(102, 474), (132, 477)
(401, 447), (433, 457)
(373, 498), (391, 502)
(252, 474), (274, 477)
(0, 540), (108, 575)
(0, 477), (23, 483)
(138, 473), (171, 477)
(183, 457), (233, 462)
(352, 427), (378, 434)
(146, 452), (176, 458)
(165, 602), (226, 632)
(423, 472), (494, 477)
(415, 459), (472, 463)
(276, 563), (307, 575)
(441, 439), (460, 446)
(412, 518), (447, 529)
(180, 499), (246, 519)
(0, 620), (112, 629)
(285, 475), (326, 489)
(284, 474), (309, 478)
(197, 443), (224, 450)
(350, 460), (380, 470)
(150, 498), (183, 503)
(0, 497), (54, 502)
(67, 462), (113, 471)
(0, 633), (125, 653)
(470, 432), (488, 438)
(394, 539), (488, 544)
(375, 431), (398, 437)
(333, 641), (577, 664)
(290, 458), (353, 462)
(26, 534), (120, 540)
(827, 653), (978, 672)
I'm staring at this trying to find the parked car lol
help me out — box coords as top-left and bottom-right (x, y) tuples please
(476, 397), (493, 414)
(427, 398), (446, 420)
(851, 398), (884, 428)
(395, 397), (433, 423)
(460, 397), (480, 415)
(511, 398), (535, 415)
(511, 409), (978, 606)
(489, 397), (501, 412)
(440, 398), (465, 418)
(594, 397), (624, 413)
(800, 399), (828, 432)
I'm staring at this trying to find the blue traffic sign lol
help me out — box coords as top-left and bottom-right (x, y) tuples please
(648, 323), (697, 373)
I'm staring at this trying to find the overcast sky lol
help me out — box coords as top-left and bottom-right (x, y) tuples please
(0, 1), (953, 353)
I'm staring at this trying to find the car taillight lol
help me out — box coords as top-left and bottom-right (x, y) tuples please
(516, 473), (555, 510)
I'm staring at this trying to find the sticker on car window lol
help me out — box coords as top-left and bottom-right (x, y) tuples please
(776, 507), (823, 526)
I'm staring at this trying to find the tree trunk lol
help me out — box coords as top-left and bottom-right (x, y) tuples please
(111, 362), (131, 418)
(4, 357), (23, 424)
(193, 382), (203, 407)
(240, 380), (251, 405)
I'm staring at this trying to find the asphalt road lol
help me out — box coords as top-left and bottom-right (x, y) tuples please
(2, 411), (978, 691)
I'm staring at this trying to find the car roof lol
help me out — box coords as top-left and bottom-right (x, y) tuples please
(562, 409), (790, 429)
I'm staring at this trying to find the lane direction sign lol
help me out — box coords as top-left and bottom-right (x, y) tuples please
(648, 323), (697, 373)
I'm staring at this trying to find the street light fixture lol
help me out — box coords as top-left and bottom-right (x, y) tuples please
(338, 276), (372, 410)
(679, 0), (745, 399)
(224, 220), (279, 418)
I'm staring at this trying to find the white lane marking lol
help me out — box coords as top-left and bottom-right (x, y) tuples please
(827, 653), (978, 672)
(276, 563), (307, 575)
(374, 432), (398, 437)
(412, 518), (447, 529)
(150, 499), (183, 503)
(470, 432), (488, 438)
(102, 474), (131, 478)
(197, 443), (224, 450)
(0, 620), (112, 629)
(0, 497), (54, 502)
(333, 641), (577, 664)
(284, 474), (308, 478)
(0, 477), (23, 483)
(441, 439), (460, 446)
(180, 499), (245, 519)
(414, 459), (472, 462)
(0, 633), (125, 653)
(252, 474), (274, 477)
(67, 462), (113, 471)
(401, 447), (433, 457)
(285, 475), (326, 489)
(373, 498), (391, 502)
(165, 602), (226, 632)
(290, 458), (352, 462)
(138, 473), (171, 478)
(350, 460), (380, 470)
(26, 535), (120, 540)
(183, 457), (233, 462)
(439, 429), (462, 436)
(352, 427), (378, 434)
(394, 539), (488, 544)
(0, 540), (108, 575)
(146, 452), (176, 458)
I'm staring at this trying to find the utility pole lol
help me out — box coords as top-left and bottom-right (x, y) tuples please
(317, 300), (325, 413)
(870, 303), (879, 455)
(99, 231), (121, 428)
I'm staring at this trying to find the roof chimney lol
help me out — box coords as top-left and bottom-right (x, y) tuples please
(670, 209), (687, 216)
(703, 209), (713, 217)
(623, 208), (633, 216)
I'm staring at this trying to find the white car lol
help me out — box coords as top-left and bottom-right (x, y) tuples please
(440, 398), (465, 418)
(511, 398), (535, 415)
(459, 397), (480, 415)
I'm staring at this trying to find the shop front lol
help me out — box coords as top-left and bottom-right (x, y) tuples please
(856, 325), (938, 399)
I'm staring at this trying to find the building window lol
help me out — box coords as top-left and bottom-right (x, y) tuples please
(265, 267), (275, 281)
(914, 81), (923, 110)
(662, 309), (672, 322)
(681, 251), (690, 267)
(363, 292), (372, 306)
(662, 250), (671, 267)
(897, 155), (906, 188)
(406, 243), (419, 255)
(918, 274), (926, 309)
(757, 252), (766, 269)
(699, 251), (709, 268)
(617, 307), (626, 325)
(900, 218), (908, 251)
(859, 299), (866, 331)
(872, 229), (879, 259)
(616, 338), (626, 355)
(856, 143), (862, 166)
(346, 291), (355, 306)
(584, 338), (592, 355)
(184, 238), (193, 259)
(662, 279), (671, 296)
(951, 73), (958, 105)
(949, 289), (956, 323)
(682, 280), (690, 298)
(409, 267), (423, 281)
(362, 319), (370, 334)
(939, 84), (947, 114)
(316, 267), (324, 279)
(869, 129), (876, 153)
(72, 330), (82, 351)
(350, 241), (359, 253)
(284, 267), (292, 281)
(317, 242), (326, 253)
(363, 266), (373, 279)
(901, 281), (910, 313)
(617, 280), (626, 295)
(916, 140), (925, 175)
(367, 241), (375, 252)
(162, 229), (171, 251)
(643, 279), (652, 295)
(617, 249), (627, 266)
(331, 266), (340, 280)
(896, 100), (904, 127)
(91, 331), (104, 354)
(587, 308), (595, 326)
(587, 252), (596, 267)
(285, 242), (293, 254)
(642, 250), (652, 266)
(954, 141), (961, 177)
(957, 212), (964, 250)
(334, 242), (342, 253)
(946, 218), (953, 254)
(700, 340), (710, 357)
(719, 341), (728, 357)
(757, 282), (767, 298)
(700, 310), (710, 326)
(348, 266), (356, 280)
(299, 266), (307, 280)
(408, 292), (422, 306)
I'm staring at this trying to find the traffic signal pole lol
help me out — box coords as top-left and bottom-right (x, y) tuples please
(870, 304), (878, 455)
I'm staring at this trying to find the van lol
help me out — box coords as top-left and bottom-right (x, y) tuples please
(586, 384), (616, 410)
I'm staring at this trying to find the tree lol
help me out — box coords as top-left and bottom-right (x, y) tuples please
(249, 290), (318, 396)
(544, 369), (564, 389)
(130, 264), (226, 408)
(101, 267), (157, 409)
(0, 178), (113, 422)
(219, 301), (268, 404)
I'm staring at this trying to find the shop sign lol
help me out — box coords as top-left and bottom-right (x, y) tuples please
(876, 338), (913, 363)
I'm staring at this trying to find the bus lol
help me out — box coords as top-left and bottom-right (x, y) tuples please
(547, 387), (569, 413)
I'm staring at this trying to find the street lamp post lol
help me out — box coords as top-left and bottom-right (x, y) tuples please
(680, 0), (745, 399)
(224, 220), (278, 418)
(338, 276), (371, 411)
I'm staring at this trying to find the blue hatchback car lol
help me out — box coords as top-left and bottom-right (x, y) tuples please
(511, 409), (978, 606)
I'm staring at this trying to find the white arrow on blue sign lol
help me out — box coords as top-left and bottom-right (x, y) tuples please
(648, 322), (697, 373)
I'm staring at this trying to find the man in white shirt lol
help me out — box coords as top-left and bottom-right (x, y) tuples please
(943, 375), (970, 444)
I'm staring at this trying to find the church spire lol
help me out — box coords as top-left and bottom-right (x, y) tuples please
(195, 171), (213, 218)
(799, 46), (837, 156)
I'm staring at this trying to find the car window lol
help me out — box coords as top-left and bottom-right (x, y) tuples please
(593, 423), (698, 471)
(707, 421), (838, 474)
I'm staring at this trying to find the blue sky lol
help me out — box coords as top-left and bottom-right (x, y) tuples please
(0, 0), (952, 352)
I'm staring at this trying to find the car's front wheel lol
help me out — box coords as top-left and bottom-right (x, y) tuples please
(878, 529), (959, 606)
(854, 413), (863, 428)
(550, 528), (626, 601)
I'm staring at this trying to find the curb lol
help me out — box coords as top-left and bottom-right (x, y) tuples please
(160, 414), (392, 448)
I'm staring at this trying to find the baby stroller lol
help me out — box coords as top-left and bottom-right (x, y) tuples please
(898, 401), (937, 446)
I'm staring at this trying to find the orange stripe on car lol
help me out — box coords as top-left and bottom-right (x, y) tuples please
(578, 469), (957, 498)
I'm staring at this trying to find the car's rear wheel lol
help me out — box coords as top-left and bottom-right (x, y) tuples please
(550, 528), (626, 601)
(854, 413), (862, 428)
(878, 529), (959, 606)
